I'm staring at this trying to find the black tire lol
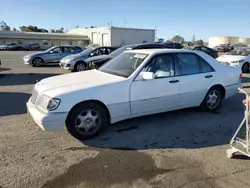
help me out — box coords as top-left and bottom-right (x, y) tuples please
(66, 102), (108, 140)
(5, 47), (9, 51)
(32, 57), (44, 67)
(73, 61), (87, 72)
(242, 62), (249, 73)
(200, 87), (223, 112)
(37, 47), (40, 51)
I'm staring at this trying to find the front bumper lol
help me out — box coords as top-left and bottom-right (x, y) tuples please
(26, 100), (68, 131)
(23, 57), (32, 65)
(59, 61), (71, 70)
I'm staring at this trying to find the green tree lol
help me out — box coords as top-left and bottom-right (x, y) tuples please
(195, 39), (204, 45)
(19, 25), (48, 33)
(171, 35), (184, 44)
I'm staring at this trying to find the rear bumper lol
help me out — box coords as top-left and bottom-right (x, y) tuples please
(225, 82), (242, 99)
(26, 100), (67, 131)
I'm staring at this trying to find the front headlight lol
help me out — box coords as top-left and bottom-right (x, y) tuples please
(65, 58), (74, 63)
(24, 55), (31, 60)
(37, 95), (61, 111)
(231, 59), (244, 63)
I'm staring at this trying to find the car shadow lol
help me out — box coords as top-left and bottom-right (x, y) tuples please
(83, 94), (245, 150)
(0, 92), (31, 117)
(0, 68), (11, 72)
(0, 73), (60, 86)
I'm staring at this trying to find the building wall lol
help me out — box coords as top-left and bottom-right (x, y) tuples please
(67, 27), (111, 46)
(67, 26), (156, 46)
(209, 36), (250, 48)
(0, 31), (90, 49)
(110, 27), (155, 46)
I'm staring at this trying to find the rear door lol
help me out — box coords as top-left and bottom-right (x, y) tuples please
(176, 53), (216, 108)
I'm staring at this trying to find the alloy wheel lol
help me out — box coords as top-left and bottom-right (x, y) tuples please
(76, 63), (86, 71)
(75, 109), (101, 135)
(206, 90), (220, 110)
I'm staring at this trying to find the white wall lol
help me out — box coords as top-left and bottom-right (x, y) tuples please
(111, 27), (155, 46)
(67, 27), (156, 46)
(209, 36), (250, 48)
(67, 27), (111, 46)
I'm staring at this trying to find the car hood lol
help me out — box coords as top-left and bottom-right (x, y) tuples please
(26, 52), (46, 57)
(217, 55), (246, 62)
(62, 54), (87, 61)
(85, 55), (113, 62)
(35, 70), (125, 97)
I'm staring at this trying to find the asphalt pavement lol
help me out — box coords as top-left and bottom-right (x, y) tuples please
(1, 51), (250, 188)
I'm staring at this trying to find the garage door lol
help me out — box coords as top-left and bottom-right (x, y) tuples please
(92, 32), (97, 44)
(102, 33), (109, 46)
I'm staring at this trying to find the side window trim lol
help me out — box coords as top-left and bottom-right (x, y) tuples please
(141, 53), (178, 79)
(196, 55), (215, 73)
(174, 52), (202, 76)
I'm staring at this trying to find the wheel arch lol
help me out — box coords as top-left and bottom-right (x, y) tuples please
(66, 100), (111, 124)
(207, 84), (226, 99)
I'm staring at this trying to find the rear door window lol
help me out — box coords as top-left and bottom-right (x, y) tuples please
(176, 53), (200, 75)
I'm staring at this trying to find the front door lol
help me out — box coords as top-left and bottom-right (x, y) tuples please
(130, 54), (180, 117)
(176, 53), (216, 108)
(49, 47), (64, 62)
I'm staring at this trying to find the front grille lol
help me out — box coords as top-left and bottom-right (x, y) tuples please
(221, 61), (229, 65)
(31, 89), (38, 104)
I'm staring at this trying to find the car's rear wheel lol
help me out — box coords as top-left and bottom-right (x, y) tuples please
(32, 57), (44, 67)
(74, 62), (87, 72)
(242, 62), (249, 73)
(66, 102), (109, 140)
(200, 87), (223, 112)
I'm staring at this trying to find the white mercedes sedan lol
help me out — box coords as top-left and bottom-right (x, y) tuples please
(216, 47), (250, 73)
(27, 49), (242, 140)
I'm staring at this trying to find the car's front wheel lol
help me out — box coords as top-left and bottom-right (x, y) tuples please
(32, 57), (44, 67)
(73, 62), (87, 72)
(242, 62), (249, 73)
(66, 102), (109, 140)
(200, 87), (223, 112)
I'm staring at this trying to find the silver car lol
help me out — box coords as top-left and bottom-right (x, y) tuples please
(23, 45), (83, 67)
(59, 46), (117, 72)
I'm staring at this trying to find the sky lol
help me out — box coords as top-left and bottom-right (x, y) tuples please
(1, 0), (250, 41)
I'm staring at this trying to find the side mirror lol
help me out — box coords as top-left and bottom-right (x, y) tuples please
(140, 72), (155, 80)
(89, 53), (94, 57)
(49, 51), (53, 53)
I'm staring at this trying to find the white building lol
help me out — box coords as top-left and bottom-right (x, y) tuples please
(209, 36), (250, 48)
(67, 26), (156, 46)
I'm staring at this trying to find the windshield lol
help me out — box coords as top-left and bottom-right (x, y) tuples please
(44, 46), (57, 52)
(109, 45), (137, 57)
(99, 52), (148, 78)
(79, 47), (94, 56)
(226, 48), (250, 56)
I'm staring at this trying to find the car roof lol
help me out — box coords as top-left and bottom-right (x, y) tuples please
(125, 48), (194, 55)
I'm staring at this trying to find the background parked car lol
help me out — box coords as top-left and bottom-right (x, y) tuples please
(164, 42), (183, 49)
(25, 43), (41, 51)
(59, 46), (118, 72)
(185, 45), (218, 58)
(214, 44), (234, 53)
(216, 47), (250, 73)
(23, 45), (83, 67)
(85, 43), (175, 70)
(0, 43), (28, 51)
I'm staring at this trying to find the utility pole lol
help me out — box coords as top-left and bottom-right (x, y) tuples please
(192, 35), (196, 42)
(155, 25), (158, 41)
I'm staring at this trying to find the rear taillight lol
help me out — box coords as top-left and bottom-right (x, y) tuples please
(239, 73), (242, 80)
